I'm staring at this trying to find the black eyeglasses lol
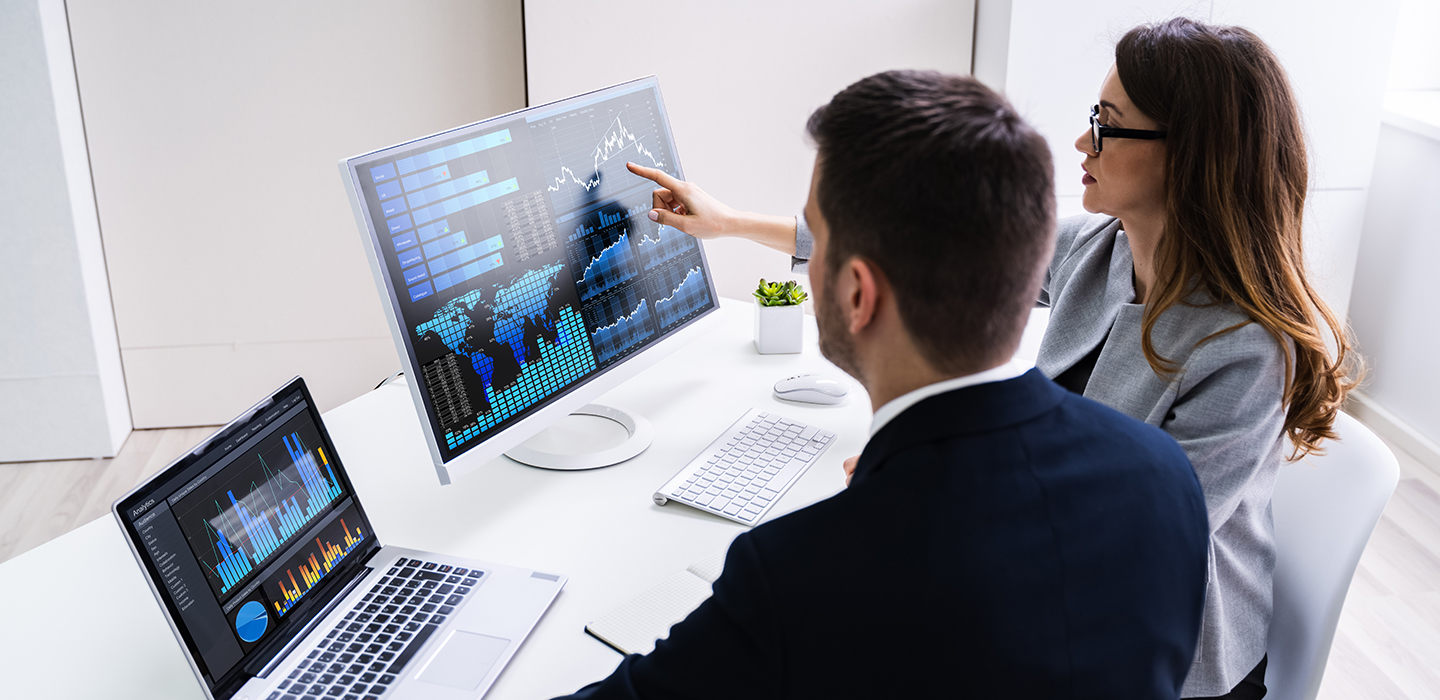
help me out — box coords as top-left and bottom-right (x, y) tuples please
(1090, 105), (1166, 153)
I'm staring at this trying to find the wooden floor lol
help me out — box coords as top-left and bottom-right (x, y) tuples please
(0, 426), (218, 565)
(2, 424), (1438, 698)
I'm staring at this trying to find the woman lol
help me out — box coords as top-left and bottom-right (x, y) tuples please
(628, 17), (1355, 699)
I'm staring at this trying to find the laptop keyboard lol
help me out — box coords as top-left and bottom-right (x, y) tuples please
(268, 558), (483, 700)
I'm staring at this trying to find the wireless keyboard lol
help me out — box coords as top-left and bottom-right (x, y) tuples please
(653, 408), (836, 525)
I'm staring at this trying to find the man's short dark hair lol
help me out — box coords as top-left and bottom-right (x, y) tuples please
(807, 70), (1055, 373)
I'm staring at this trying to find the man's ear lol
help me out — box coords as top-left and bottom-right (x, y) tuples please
(846, 257), (884, 336)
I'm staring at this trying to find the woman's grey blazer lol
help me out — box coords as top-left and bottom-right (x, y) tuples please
(794, 212), (1288, 696)
(1040, 214), (1286, 696)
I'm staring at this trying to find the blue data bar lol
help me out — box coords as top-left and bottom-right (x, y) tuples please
(396, 129), (513, 176)
(380, 196), (408, 218)
(398, 247), (425, 269)
(423, 231), (468, 259)
(432, 252), (504, 293)
(401, 165), (452, 193)
(410, 178), (520, 226)
(387, 213), (413, 235)
(405, 170), (490, 209)
(369, 162), (396, 183)
(409, 280), (434, 302)
(427, 235), (506, 278)
(392, 230), (418, 252)
(417, 219), (452, 244)
(376, 180), (403, 201)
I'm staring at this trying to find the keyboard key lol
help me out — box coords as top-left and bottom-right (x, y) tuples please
(339, 674), (356, 685)
(422, 562), (437, 570)
(438, 605), (454, 615)
(379, 674), (397, 685)
(437, 565), (452, 573)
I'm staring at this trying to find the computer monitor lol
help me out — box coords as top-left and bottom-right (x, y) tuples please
(340, 76), (720, 485)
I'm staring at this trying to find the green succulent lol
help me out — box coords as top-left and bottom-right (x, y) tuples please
(753, 278), (809, 307)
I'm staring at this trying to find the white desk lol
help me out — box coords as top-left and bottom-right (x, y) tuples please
(0, 299), (1047, 698)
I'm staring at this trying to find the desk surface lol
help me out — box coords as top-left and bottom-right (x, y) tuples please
(0, 299), (1046, 699)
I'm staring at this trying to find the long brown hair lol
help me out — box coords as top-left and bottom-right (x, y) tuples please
(1116, 18), (1357, 459)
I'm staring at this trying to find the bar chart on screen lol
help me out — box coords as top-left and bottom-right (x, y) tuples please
(652, 264), (709, 329)
(173, 419), (348, 600)
(571, 224), (639, 300)
(268, 507), (368, 617)
(587, 283), (656, 365)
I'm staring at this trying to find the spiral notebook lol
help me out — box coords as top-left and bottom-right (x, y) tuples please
(585, 552), (727, 656)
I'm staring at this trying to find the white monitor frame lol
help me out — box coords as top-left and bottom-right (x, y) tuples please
(340, 76), (721, 485)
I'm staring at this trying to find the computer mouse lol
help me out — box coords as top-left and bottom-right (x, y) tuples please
(773, 373), (850, 405)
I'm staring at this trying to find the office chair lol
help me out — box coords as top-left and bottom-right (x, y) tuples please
(1264, 411), (1400, 700)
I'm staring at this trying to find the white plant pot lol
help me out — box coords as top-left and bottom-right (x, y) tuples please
(754, 298), (804, 354)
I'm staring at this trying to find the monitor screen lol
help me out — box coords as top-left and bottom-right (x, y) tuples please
(115, 379), (378, 698)
(342, 77), (717, 469)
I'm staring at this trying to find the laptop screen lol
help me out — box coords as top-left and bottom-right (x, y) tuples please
(115, 378), (380, 698)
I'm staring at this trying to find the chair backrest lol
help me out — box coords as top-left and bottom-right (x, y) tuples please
(1264, 411), (1400, 700)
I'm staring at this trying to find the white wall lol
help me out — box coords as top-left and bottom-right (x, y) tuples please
(524, 0), (975, 303)
(977, 0), (1400, 322)
(1346, 0), (1440, 457)
(1387, 0), (1440, 90)
(0, 0), (131, 461)
(66, 0), (527, 427)
(1349, 120), (1440, 451)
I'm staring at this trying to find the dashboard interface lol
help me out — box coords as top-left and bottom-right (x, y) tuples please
(348, 78), (715, 463)
(119, 385), (371, 689)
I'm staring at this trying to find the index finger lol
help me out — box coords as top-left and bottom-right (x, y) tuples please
(627, 161), (683, 191)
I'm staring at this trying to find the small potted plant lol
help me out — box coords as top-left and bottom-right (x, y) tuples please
(753, 278), (808, 354)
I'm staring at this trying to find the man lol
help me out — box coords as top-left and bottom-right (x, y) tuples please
(560, 71), (1208, 699)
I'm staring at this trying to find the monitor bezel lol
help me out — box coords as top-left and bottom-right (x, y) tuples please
(340, 76), (721, 485)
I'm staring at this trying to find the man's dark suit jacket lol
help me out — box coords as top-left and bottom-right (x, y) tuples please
(558, 369), (1210, 699)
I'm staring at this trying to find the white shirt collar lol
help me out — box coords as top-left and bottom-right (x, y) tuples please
(869, 360), (1030, 437)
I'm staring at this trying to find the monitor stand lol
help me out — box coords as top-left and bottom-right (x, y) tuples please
(505, 404), (653, 471)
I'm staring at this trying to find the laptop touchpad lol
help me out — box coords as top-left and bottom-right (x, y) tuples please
(416, 631), (511, 690)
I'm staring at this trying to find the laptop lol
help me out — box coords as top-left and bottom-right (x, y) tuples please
(113, 377), (565, 700)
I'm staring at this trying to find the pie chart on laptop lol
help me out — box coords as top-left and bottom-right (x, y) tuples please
(236, 600), (268, 643)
